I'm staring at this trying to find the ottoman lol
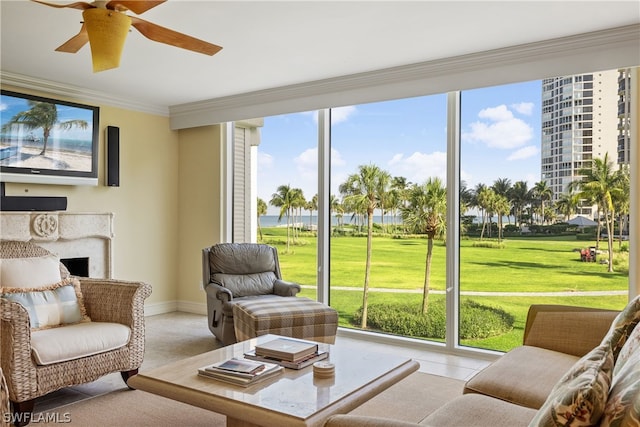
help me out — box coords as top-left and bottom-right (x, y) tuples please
(232, 297), (338, 344)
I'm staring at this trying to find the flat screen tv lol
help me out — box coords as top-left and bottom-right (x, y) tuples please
(0, 90), (100, 186)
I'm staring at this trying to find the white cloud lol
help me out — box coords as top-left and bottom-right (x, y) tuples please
(258, 151), (274, 168)
(511, 102), (534, 116)
(462, 104), (533, 149)
(507, 145), (538, 161)
(478, 105), (513, 121)
(331, 106), (356, 124)
(388, 151), (447, 184)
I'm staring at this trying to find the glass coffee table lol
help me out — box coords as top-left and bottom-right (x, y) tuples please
(129, 334), (419, 427)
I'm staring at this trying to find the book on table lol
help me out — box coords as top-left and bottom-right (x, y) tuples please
(244, 349), (329, 370)
(198, 358), (283, 386)
(254, 337), (319, 362)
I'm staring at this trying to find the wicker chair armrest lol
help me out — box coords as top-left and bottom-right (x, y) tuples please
(0, 298), (37, 400)
(78, 278), (152, 327)
(523, 304), (619, 357)
(273, 279), (301, 296)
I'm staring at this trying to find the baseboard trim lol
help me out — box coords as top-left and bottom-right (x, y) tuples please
(144, 300), (207, 316)
(176, 300), (207, 315)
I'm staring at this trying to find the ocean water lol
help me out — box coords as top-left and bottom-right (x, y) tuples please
(1, 135), (93, 154)
(258, 214), (400, 227)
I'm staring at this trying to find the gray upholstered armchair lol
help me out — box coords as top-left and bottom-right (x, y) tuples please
(202, 243), (302, 345)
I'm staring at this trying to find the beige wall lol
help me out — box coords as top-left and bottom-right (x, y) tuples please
(1, 85), (180, 310)
(176, 125), (224, 312)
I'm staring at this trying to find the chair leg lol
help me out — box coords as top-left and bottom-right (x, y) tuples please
(120, 369), (138, 389)
(10, 399), (35, 427)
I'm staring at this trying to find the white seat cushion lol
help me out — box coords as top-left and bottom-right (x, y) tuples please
(31, 322), (131, 366)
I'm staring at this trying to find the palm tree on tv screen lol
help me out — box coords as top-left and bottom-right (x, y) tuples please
(1, 101), (88, 156)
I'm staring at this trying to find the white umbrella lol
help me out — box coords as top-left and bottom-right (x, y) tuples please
(567, 215), (597, 227)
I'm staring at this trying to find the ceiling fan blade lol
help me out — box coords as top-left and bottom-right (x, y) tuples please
(55, 23), (89, 53)
(130, 16), (222, 56)
(31, 0), (94, 11)
(106, 0), (166, 14)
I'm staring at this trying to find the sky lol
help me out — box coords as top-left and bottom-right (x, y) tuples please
(257, 79), (542, 215)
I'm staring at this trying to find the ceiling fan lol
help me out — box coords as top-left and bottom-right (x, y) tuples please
(32, 0), (222, 72)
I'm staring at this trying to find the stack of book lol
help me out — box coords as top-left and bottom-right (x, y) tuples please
(198, 357), (283, 386)
(244, 337), (329, 369)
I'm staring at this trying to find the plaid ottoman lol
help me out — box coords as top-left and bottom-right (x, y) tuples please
(232, 297), (338, 344)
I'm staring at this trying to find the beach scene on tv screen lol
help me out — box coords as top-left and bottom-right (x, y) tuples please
(0, 93), (94, 173)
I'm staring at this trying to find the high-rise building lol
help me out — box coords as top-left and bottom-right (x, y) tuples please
(617, 68), (632, 165)
(540, 70), (619, 217)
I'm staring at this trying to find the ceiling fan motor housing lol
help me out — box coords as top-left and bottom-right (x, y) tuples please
(82, 8), (131, 72)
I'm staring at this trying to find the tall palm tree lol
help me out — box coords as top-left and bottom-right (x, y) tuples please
(390, 176), (410, 232)
(492, 178), (512, 225)
(570, 153), (621, 272)
(612, 166), (630, 249)
(402, 178), (447, 313)
(555, 191), (579, 221)
(533, 181), (553, 225)
(270, 184), (297, 252)
(476, 186), (495, 239)
(257, 198), (267, 241)
(509, 180), (532, 227)
(339, 164), (389, 328)
(493, 194), (510, 242)
(307, 194), (318, 230)
(1, 101), (88, 156)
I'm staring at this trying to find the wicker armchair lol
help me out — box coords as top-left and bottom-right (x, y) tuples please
(0, 241), (151, 426)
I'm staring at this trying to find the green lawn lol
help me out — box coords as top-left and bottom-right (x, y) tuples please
(259, 227), (629, 352)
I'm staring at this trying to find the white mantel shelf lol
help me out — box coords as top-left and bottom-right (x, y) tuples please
(0, 211), (114, 278)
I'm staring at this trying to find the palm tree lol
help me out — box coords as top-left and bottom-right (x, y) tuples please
(270, 184), (297, 252)
(339, 164), (389, 328)
(1, 101), (88, 156)
(555, 191), (579, 221)
(257, 198), (267, 241)
(476, 186), (495, 239)
(612, 166), (630, 249)
(402, 178), (446, 313)
(390, 176), (410, 233)
(509, 180), (532, 228)
(493, 194), (510, 242)
(570, 154), (621, 272)
(492, 178), (512, 225)
(307, 194), (318, 230)
(533, 181), (553, 225)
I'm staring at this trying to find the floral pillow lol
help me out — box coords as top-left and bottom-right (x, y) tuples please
(529, 344), (614, 427)
(600, 347), (640, 427)
(1, 277), (90, 330)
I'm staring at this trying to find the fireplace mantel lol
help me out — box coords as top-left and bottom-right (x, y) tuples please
(0, 212), (114, 278)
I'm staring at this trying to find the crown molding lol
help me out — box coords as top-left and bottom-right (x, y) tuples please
(170, 23), (640, 129)
(0, 71), (169, 116)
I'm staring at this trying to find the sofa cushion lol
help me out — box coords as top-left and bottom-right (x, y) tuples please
(420, 393), (538, 426)
(0, 254), (61, 288)
(464, 345), (580, 409)
(212, 271), (276, 297)
(1, 277), (90, 330)
(30, 321), (131, 365)
(529, 344), (614, 427)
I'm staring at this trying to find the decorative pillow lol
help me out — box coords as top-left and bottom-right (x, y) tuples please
(1, 277), (90, 330)
(0, 255), (62, 288)
(604, 295), (640, 360)
(613, 322), (640, 377)
(529, 344), (614, 427)
(600, 346), (640, 427)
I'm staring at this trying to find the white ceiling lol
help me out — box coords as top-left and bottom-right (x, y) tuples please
(2, 1), (639, 112)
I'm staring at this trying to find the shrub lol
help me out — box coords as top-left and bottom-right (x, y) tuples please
(472, 240), (506, 249)
(353, 299), (514, 340)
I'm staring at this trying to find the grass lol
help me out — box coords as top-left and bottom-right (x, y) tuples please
(259, 226), (630, 352)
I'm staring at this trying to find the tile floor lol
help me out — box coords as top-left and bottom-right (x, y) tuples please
(33, 311), (494, 413)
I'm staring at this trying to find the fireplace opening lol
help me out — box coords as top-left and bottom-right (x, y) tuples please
(61, 257), (90, 277)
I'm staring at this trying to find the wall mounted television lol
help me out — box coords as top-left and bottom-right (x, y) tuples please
(0, 90), (100, 186)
